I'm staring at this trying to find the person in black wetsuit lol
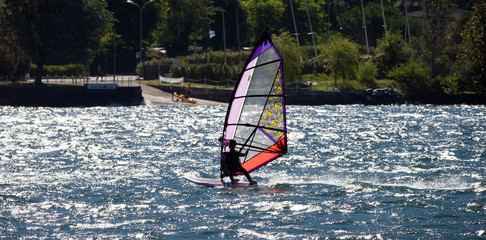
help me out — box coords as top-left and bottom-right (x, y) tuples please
(223, 140), (257, 185)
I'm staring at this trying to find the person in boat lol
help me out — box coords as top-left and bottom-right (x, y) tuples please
(223, 139), (257, 185)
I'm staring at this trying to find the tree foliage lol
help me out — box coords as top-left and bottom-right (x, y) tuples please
(321, 35), (359, 90)
(243, 0), (285, 42)
(154, 0), (216, 57)
(339, 2), (403, 47)
(387, 57), (432, 93)
(0, 1), (30, 77)
(374, 32), (411, 76)
(4, 0), (114, 84)
(209, 0), (247, 52)
(358, 59), (378, 88)
(271, 32), (301, 84)
(415, 0), (457, 78)
(460, 0), (486, 94)
(0, 0), (482, 94)
(290, 0), (327, 44)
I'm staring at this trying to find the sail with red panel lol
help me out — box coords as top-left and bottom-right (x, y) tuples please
(220, 32), (287, 177)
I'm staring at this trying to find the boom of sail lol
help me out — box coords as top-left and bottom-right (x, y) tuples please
(221, 32), (287, 174)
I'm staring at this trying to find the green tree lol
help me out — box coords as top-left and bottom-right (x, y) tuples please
(416, 0), (457, 78)
(0, 1), (31, 77)
(243, 0), (285, 42)
(387, 57), (432, 93)
(104, 0), (164, 73)
(358, 59), (378, 88)
(210, 0), (247, 52)
(374, 32), (411, 76)
(321, 35), (359, 91)
(339, 2), (403, 48)
(460, 0), (486, 94)
(289, 0), (327, 45)
(271, 32), (301, 85)
(154, 0), (216, 57)
(4, 0), (114, 85)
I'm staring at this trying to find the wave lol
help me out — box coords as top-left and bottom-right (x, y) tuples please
(262, 173), (481, 191)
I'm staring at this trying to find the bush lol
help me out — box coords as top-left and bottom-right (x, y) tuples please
(136, 57), (177, 79)
(31, 64), (84, 76)
(180, 51), (250, 65)
(374, 32), (411, 77)
(301, 45), (322, 61)
(138, 53), (251, 80)
(136, 63), (156, 79)
(302, 57), (326, 75)
(439, 73), (461, 94)
(338, 80), (365, 91)
(386, 57), (433, 93)
(358, 60), (378, 88)
(169, 63), (242, 84)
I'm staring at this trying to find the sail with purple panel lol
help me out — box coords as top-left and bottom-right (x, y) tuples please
(221, 32), (287, 175)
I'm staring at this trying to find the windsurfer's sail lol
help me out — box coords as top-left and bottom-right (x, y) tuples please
(221, 32), (287, 174)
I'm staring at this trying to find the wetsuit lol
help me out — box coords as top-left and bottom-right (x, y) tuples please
(223, 149), (252, 182)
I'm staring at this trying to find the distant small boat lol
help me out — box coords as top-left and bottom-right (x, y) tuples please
(172, 92), (197, 104)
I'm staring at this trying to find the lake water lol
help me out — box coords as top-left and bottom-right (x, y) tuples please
(0, 105), (485, 239)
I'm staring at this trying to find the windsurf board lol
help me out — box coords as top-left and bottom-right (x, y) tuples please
(185, 176), (261, 187)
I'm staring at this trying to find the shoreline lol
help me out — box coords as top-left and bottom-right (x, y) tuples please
(0, 84), (484, 107)
(151, 85), (486, 106)
(0, 84), (143, 107)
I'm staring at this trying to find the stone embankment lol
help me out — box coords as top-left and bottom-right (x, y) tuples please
(151, 85), (486, 105)
(0, 85), (143, 107)
(0, 84), (484, 107)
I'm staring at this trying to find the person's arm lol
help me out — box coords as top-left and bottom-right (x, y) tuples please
(239, 147), (249, 157)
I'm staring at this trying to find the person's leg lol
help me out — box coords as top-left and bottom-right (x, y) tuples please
(239, 166), (256, 185)
(229, 174), (238, 184)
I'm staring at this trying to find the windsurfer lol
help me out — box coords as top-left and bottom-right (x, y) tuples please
(223, 140), (257, 185)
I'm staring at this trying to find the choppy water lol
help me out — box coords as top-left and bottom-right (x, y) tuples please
(0, 105), (485, 239)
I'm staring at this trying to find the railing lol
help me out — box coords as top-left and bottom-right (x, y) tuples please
(1, 74), (336, 91)
(1, 75), (141, 87)
(184, 77), (237, 88)
(165, 76), (335, 92)
(0, 76), (21, 86)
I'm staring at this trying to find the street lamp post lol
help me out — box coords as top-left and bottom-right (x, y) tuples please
(127, 0), (155, 73)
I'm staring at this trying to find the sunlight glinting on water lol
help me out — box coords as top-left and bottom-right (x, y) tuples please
(0, 105), (485, 238)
